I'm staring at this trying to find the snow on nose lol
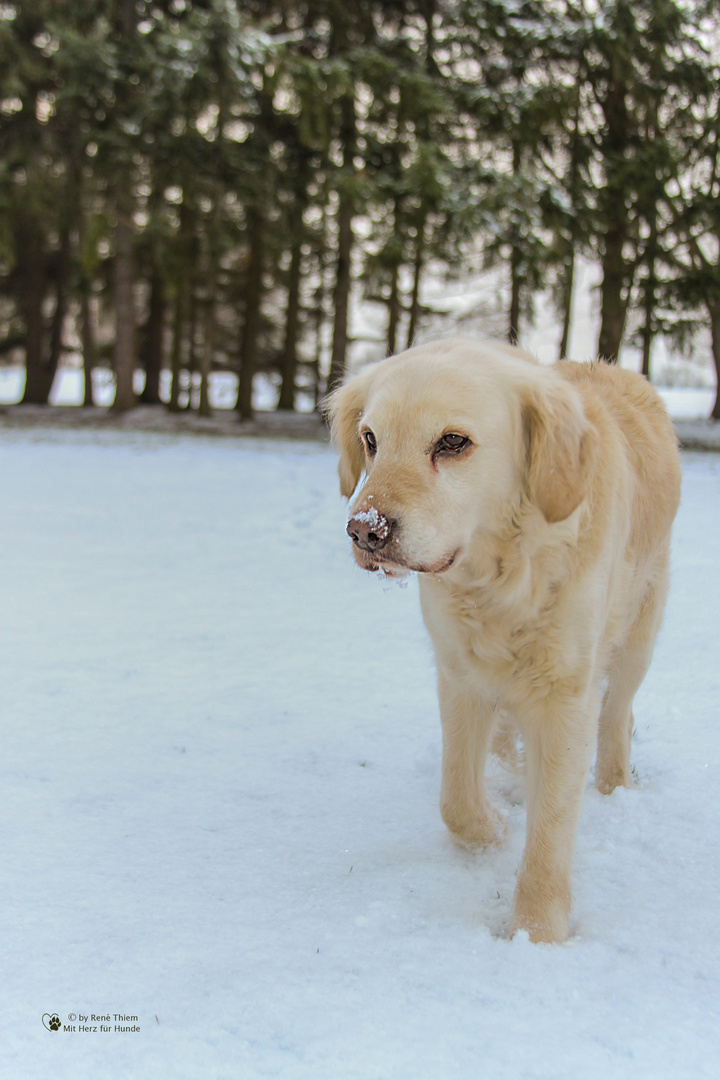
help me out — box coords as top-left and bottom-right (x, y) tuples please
(347, 506), (393, 552)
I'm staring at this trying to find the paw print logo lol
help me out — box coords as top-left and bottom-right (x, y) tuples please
(42, 1013), (61, 1031)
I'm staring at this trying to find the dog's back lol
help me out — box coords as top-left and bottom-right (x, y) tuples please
(558, 361), (681, 562)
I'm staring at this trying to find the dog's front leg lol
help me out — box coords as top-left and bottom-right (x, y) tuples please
(437, 669), (506, 849)
(512, 694), (597, 943)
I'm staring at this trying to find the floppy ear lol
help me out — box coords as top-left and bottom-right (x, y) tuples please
(323, 371), (373, 498)
(521, 376), (598, 523)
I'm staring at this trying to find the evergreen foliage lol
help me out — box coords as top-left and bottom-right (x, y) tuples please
(0, 0), (717, 414)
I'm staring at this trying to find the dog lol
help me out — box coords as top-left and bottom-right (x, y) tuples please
(326, 337), (681, 943)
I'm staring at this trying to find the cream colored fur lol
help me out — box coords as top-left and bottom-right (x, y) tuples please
(327, 337), (681, 943)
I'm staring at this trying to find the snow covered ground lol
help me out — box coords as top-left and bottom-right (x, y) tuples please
(1, 429), (719, 1080)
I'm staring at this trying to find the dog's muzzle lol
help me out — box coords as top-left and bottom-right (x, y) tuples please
(347, 508), (394, 552)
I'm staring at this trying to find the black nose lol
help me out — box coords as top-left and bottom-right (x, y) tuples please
(347, 509), (393, 552)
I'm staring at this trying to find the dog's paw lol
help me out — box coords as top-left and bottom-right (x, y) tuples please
(442, 800), (507, 850)
(510, 911), (569, 945)
(595, 766), (631, 795)
(511, 875), (571, 944)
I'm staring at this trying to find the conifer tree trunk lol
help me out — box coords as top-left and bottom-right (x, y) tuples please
(236, 69), (273, 418)
(168, 286), (186, 413)
(597, 224), (630, 362)
(111, 0), (138, 412)
(40, 157), (76, 404)
(19, 141), (76, 405)
(597, 75), (632, 363)
(77, 200), (96, 407)
(19, 254), (50, 399)
(198, 196), (219, 419)
(558, 248), (575, 360)
(710, 300), (720, 421)
(405, 215), (426, 350)
(278, 144), (311, 411)
(140, 271), (166, 404)
(185, 283), (200, 409)
(559, 82), (582, 362)
(327, 85), (357, 394)
(386, 197), (403, 356)
(404, 4), (435, 355)
(237, 207), (263, 419)
(640, 244), (657, 380)
(18, 219), (50, 404)
(278, 239), (303, 411)
(328, 198), (353, 391)
(198, 291), (214, 418)
(508, 142), (522, 346)
(639, 109), (660, 379)
(508, 244), (521, 346)
(46, 218), (72, 396)
(387, 262), (400, 357)
(112, 204), (137, 411)
(80, 292), (97, 407)
(310, 203), (329, 409)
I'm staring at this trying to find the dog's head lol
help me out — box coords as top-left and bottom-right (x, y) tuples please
(325, 338), (597, 577)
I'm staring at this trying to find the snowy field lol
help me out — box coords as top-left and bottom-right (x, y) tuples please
(1, 428), (719, 1080)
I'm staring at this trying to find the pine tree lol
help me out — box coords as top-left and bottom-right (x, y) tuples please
(570, 0), (711, 362)
(670, 79), (720, 418)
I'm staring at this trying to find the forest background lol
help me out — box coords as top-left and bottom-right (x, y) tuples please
(1, 0), (719, 420)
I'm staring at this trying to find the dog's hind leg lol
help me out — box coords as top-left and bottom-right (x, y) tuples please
(437, 670), (506, 849)
(595, 551), (670, 795)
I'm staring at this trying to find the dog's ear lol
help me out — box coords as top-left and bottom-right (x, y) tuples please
(323, 369), (374, 498)
(521, 376), (598, 523)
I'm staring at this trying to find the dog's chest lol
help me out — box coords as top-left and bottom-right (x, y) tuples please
(419, 569), (569, 701)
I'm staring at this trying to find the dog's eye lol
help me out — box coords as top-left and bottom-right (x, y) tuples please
(437, 433), (470, 455)
(363, 430), (377, 456)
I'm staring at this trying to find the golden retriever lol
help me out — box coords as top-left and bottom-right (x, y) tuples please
(327, 337), (681, 943)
